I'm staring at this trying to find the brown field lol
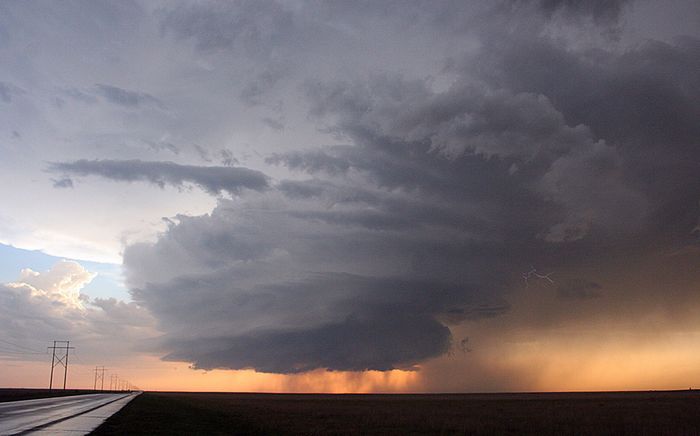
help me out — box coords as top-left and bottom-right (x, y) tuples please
(92, 390), (700, 435)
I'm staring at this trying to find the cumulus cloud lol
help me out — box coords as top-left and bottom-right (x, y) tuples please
(6, 260), (95, 308)
(48, 159), (270, 195)
(0, 261), (157, 362)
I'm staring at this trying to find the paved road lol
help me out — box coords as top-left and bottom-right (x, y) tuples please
(0, 392), (136, 435)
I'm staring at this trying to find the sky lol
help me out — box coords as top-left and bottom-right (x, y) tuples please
(1, 0), (700, 393)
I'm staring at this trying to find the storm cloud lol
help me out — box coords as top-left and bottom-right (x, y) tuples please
(4, 0), (699, 385)
(105, 2), (700, 373)
(49, 159), (270, 195)
(115, 0), (700, 375)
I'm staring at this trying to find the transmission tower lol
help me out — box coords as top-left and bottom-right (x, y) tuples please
(94, 366), (106, 391)
(48, 340), (74, 390)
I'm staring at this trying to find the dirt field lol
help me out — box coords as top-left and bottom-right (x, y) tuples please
(91, 390), (700, 435)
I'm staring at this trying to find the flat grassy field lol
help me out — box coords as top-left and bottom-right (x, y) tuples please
(0, 388), (102, 402)
(91, 390), (700, 435)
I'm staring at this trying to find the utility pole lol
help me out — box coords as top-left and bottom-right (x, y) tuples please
(48, 341), (74, 390)
(94, 366), (106, 391)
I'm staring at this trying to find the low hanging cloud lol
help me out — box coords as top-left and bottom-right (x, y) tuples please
(125, 204), (511, 373)
(48, 159), (270, 195)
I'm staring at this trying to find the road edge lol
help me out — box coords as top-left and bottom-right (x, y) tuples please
(16, 393), (138, 435)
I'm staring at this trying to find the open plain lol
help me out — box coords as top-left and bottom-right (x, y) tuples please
(91, 390), (700, 435)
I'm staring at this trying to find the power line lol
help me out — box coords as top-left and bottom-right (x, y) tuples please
(70, 349), (84, 364)
(0, 339), (44, 353)
(0, 347), (46, 355)
(48, 340), (74, 390)
(94, 366), (107, 391)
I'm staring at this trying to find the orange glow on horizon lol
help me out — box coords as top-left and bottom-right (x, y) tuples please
(5, 333), (700, 394)
(482, 331), (700, 392)
(0, 356), (421, 393)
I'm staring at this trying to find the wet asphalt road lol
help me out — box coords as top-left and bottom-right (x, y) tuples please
(0, 392), (132, 435)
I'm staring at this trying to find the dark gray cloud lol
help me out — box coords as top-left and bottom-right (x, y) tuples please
(62, 88), (98, 104)
(536, 0), (631, 23)
(0, 81), (22, 103)
(114, 0), (700, 376)
(165, 313), (450, 373)
(48, 159), (269, 195)
(123, 180), (514, 373)
(219, 149), (239, 166)
(469, 34), (700, 243)
(240, 67), (285, 106)
(134, 271), (489, 372)
(557, 279), (602, 300)
(1, 0), (698, 388)
(95, 84), (164, 109)
(261, 117), (284, 131)
(288, 75), (647, 242)
(472, 37), (700, 155)
(142, 140), (180, 155)
(193, 144), (212, 162)
(267, 149), (351, 175)
(160, 0), (303, 56)
(51, 177), (74, 189)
